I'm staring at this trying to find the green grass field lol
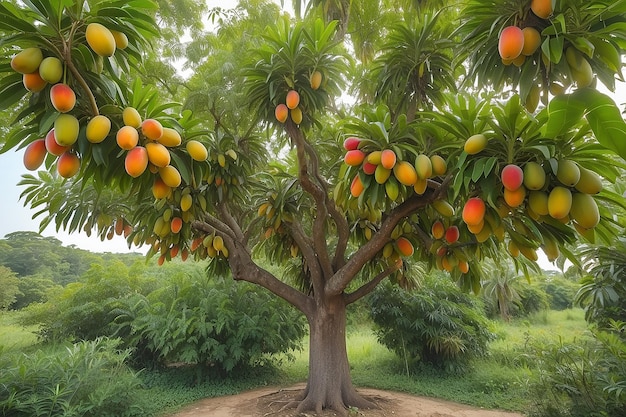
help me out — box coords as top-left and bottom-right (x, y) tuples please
(0, 308), (589, 415)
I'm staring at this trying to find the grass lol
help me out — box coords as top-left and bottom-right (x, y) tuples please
(0, 310), (39, 352)
(0, 308), (589, 415)
(277, 308), (589, 412)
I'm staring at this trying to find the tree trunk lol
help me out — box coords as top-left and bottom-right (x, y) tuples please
(295, 294), (376, 415)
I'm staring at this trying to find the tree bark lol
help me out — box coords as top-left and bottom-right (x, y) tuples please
(295, 294), (376, 415)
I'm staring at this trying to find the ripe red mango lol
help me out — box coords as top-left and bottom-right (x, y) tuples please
(57, 152), (80, 178)
(125, 146), (148, 178)
(275, 104), (288, 123)
(362, 161), (377, 175)
(462, 197), (486, 226)
(380, 149), (396, 170)
(50, 83), (76, 113)
(350, 175), (364, 197)
(141, 118), (164, 141)
(445, 225), (460, 244)
(501, 164), (524, 191)
(286, 90), (300, 109)
(343, 137), (361, 151)
(23, 139), (47, 170)
(344, 149), (366, 166)
(396, 237), (414, 257)
(431, 220), (445, 239)
(498, 26), (524, 60)
(23, 72), (47, 92)
(170, 217), (183, 234)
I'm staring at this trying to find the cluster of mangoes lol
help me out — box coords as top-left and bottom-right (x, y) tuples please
(343, 137), (447, 201)
(17, 22), (131, 178)
(274, 70), (323, 125)
(461, 132), (603, 261)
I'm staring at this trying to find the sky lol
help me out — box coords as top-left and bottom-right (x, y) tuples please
(0, 1), (622, 271)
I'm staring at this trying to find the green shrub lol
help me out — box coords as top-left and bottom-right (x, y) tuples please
(527, 325), (626, 417)
(517, 283), (550, 316)
(369, 277), (495, 370)
(116, 274), (307, 373)
(0, 337), (145, 417)
(540, 275), (579, 310)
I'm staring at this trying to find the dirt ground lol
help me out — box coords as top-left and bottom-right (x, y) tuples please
(169, 383), (525, 417)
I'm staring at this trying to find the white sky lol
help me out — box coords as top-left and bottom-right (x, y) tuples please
(0, 1), (622, 271)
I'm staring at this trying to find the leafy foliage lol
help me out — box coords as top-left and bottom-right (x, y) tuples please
(369, 275), (495, 369)
(0, 337), (145, 417)
(527, 326), (626, 417)
(116, 273), (307, 373)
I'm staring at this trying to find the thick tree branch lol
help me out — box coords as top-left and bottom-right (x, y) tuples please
(285, 122), (334, 279)
(228, 238), (315, 317)
(217, 202), (245, 242)
(289, 220), (325, 297)
(326, 176), (451, 296)
(344, 261), (401, 305)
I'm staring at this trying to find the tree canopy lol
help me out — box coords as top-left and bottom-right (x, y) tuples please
(1, 0), (626, 413)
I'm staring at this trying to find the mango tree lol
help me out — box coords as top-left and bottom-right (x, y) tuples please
(2, 0), (626, 414)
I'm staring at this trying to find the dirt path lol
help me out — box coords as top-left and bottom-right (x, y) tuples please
(169, 383), (525, 417)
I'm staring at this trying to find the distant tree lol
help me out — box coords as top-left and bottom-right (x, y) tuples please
(11, 274), (60, 309)
(0, 265), (20, 310)
(482, 260), (522, 321)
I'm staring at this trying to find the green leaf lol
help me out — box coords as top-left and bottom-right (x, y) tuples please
(545, 89), (626, 159)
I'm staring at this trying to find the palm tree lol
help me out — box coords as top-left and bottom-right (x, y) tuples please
(482, 260), (522, 321)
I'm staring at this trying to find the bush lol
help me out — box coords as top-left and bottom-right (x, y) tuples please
(0, 337), (145, 417)
(516, 283), (550, 316)
(116, 274), (307, 373)
(539, 275), (579, 310)
(527, 326), (626, 417)
(369, 277), (495, 370)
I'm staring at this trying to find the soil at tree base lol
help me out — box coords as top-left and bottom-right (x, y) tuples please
(169, 383), (524, 417)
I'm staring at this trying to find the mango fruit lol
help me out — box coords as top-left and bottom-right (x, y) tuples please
(393, 160), (418, 186)
(350, 175), (364, 197)
(186, 140), (208, 162)
(531, 0), (552, 19)
(146, 142), (171, 167)
(141, 118), (163, 140)
(504, 185), (526, 207)
(86, 115), (111, 143)
(45, 129), (69, 156)
(521, 27), (541, 56)
(23, 72), (47, 92)
(310, 71), (322, 90)
(396, 237), (414, 257)
(570, 193), (600, 229)
(286, 90), (300, 109)
(290, 106), (303, 124)
(111, 30), (128, 49)
(380, 149), (397, 169)
(462, 197), (486, 226)
(23, 139), (47, 170)
(125, 146), (148, 177)
(523, 161), (546, 190)
(528, 190), (549, 216)
(152, 177), (171, 199)
(159, 165), (182, 188)
(464, 134), (487, 155)
(57, 151), (80, 178)
(556, 159), (580, 187)
(575, 167), (602, 194)
(344, 149), (366, 166)
(415, 154), (433, 179)
(158, 127), (182, 147)
(498, 26), (524, 60)
(50, 83), (76, 113)
(430, 154), (447, 175)
(54, 114), (79, 146)
(11, 47), (43, 74)
(39, 57), (63, 83)
(374, 164), (392, 184)
(501, 164), (523, 191)
(548, 186), (572, 219)
(116, 125), (139, 150)
(122, 107), (142, 128)
(85, 23), (116, 57)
